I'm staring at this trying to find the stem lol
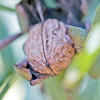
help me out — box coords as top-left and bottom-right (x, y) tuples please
(0, 33), (23, 50)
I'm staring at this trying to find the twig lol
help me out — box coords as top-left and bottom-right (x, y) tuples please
(0, 33), (23, 50)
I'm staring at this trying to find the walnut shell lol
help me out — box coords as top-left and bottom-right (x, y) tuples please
(24, 19), (75, 75)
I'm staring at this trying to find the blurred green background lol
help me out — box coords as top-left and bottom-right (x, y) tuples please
(0, 0), (100, 100)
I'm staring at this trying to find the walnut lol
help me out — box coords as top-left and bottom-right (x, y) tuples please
(24, 19), (75, 75)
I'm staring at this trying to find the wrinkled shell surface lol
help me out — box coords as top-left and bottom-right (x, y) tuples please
(24, 19), (75, 75)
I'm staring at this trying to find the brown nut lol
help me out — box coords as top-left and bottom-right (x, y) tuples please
(14, 19), (75, 85)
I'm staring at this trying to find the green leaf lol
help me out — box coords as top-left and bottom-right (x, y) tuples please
(67, 25), (87, 51)
(0, 11), (17, 98)
(44, 71), (67, 100)
(92, 4), (100, 26)
(63, 4), (100, 92)
(0, 73), (18, 99)
(0, 4), (15, 12)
